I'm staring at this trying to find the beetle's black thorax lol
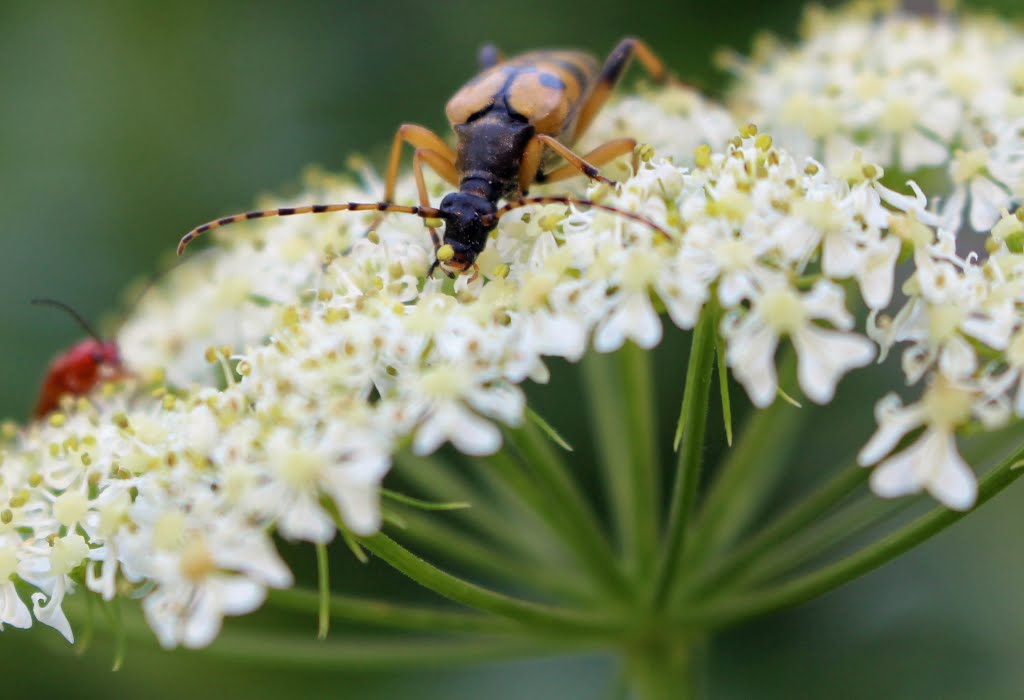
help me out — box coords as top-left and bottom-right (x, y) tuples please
(454, 109), (535, 202)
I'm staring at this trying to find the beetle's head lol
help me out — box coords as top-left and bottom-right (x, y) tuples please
(434, 192), (498, 273)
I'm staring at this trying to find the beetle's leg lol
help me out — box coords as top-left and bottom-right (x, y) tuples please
(517, 136), (546, 195)
(536, 137), (639, 185)
(478, 43), (503, 70)
(370, 124), (458, 239)
(528, 134), (618, 188)
(383, 124), (457, 203)
(412, 148), (458, 249)
(572, 38), (677, 141)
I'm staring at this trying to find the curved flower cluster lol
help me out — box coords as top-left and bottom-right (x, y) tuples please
(726, 0), (1024, 231)
(3, 6), (1024, 651)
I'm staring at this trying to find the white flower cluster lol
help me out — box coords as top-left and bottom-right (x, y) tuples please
(0, 88), (743, 649)
(720, 0), (1024, 508)
(3, 5), (1024, 650)
(858, 209), (1024, 509)
(726, 0), (1024, 232)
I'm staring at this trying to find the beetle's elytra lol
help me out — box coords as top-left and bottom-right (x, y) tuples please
(177, 38), (677, 277)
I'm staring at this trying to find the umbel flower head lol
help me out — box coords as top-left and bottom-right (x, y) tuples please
(724, 0), (1024, 232)
(2, 9), (1024, 698)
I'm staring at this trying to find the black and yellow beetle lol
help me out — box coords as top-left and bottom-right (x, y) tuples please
(177, 38), (675, 276)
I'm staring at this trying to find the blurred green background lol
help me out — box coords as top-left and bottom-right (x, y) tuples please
(3, 0), (1024, 698)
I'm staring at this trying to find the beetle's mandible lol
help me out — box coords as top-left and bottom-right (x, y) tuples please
(177, 38), (677, 277)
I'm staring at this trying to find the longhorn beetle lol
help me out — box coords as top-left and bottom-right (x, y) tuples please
(177, 38), (676, 276)
(31, 298), (125, 419)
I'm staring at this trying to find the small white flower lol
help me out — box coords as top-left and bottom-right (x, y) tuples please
(722, 277), (875, 407)
(859, 377), (987, 510)
(0, 539), (31, 632)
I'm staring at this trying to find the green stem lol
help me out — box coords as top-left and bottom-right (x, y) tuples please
(654, 307), (718, 605)
(582, 351), (638, 568)
(361, 532), (623, 637)
(390, 505), (591, 601)
(392, 451), (527, 553)
(680, 444), (1024, 629)
(685, 350), (803, 567)
(733, 496), (907, 588)
(625, 636), (698, 700)
(202, 633), (588, 669)
(691, 421), (1024, 597)
(315, 542), (330, 640)
(684, 461), (868, 596)
(506, 422), (631, 598)
(72, 595), (567, 669)
(268, 588), (521, 634)
(476, 449), (620, 599)
(618, 341), (660, 584)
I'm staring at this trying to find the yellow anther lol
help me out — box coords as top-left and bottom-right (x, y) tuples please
(436, 244), (455, 262)
(755, 133), (773, 151)
(325, 308), (349, 323)
(694, 144), (712, 169)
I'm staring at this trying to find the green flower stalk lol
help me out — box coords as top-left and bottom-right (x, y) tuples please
(2, 2), (1024, 698)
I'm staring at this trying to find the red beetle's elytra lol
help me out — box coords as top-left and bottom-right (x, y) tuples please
(177, 38), (677, 277)
(31, 298), (124, 419)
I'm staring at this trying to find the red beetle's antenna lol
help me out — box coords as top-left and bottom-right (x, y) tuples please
(484, 195), (674, 242)
(31, 298), (103, 342)
(177, 202), (444, 256)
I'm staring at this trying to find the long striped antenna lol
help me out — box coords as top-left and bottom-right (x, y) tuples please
(31, 298), (103, 342)
(486, 195), (674, 242)
(177, 202), (445, 256)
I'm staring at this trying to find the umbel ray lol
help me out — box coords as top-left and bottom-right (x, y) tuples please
(177, 37), (679, 275)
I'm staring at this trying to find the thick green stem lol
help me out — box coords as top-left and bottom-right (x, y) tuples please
(654, 307), (718, 605)
(680, 444), (1024, 629)
(361, 532), (623, 637)
(625, 636), (699, 700)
